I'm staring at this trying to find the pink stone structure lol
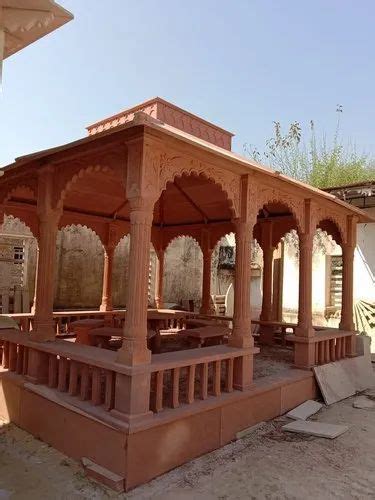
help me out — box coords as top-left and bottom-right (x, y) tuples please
(0, 99), (371, 491)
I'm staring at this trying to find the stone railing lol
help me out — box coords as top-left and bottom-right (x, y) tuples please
(0, 331), (121, 413)
(287, 329), (355, 366)
(149, 345), (252, 413)
(0, 330), (253, 422)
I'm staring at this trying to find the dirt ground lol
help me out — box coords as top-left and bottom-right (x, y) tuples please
(1, 390), (375, 500)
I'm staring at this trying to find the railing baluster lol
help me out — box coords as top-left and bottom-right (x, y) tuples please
(16, 345), (24, 374)
(48, 355), (58, 388)
(314, 342), (319, 365)
(325, 340), (330, 363)
(330, 339), (335, 362)
(153, 370), (164, 412)
(22, 347), (28, 375)
(68, 361), (79, 395)
(80, 365), (90, 400)
(91, 367), (102, 406)
(214, 360), (221, 396)
(172, 367), (180, 408)
(2, 341), (9, 368)
(104, 371), (115, 411)
(9, 343), (17, 372)
(57, 357), (68, 392)
(335, 338), (341, 360)
(341, 336), (346, 358)
(318, 341), (325, 365)
(226, 358), (234, 392)
(200, 363), (208, 400)
(187, 365), (196, 404)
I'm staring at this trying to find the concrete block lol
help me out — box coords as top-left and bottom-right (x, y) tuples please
(286, 400), (323, 420)
(282, 420), (348, 439)
(313, 362), (356, 405)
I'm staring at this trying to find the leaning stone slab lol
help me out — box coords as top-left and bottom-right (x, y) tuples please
(352, 396), (375, 409)
(341, 355), (375, 392)
(313, 362), (356, 405)
(286, 400), (323, 420)
(282, 420), (348, 439)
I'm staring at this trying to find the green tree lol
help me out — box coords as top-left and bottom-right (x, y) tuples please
(246, 108), (375, 188)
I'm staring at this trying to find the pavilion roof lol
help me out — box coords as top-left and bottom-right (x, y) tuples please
(1, 109), (372, 224)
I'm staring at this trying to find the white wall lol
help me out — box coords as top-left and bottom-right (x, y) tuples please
(354, 210), (375, 303)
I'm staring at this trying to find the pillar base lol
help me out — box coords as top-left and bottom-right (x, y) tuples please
(111, 372), (152, 427)
(99, 302), (113, 312)
(155, 299), (164, 310)
(346, 333), (357, 357)
(116, 339), (151, 366)
(259, 325), (275, 345)
(26, 349), (49, 384)
(229, 334), (254, 349)
(293, 338), (316, 370)
(233, 354), (254, 391)
(29, 322), (55, 342)
(339, 321), (355, 332)
(295, 325), (315, 338)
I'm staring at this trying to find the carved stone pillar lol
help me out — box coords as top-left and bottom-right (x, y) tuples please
(117, 199), (153, 366)
(100, 245), (114, 312)
(200, 231), (214, 315)
(259, 220), (275, 344)
(230, 220), (253, 347)
(154, 248), (165, 309)
(31, 211), (59, 341)
(229, 218), (255, 390)
(340, 243), (355, 332)
(294, 200), (315, 368)
(260, 244), (274, 321)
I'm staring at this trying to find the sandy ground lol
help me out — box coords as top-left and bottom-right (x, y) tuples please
(1, 390), (375, 500)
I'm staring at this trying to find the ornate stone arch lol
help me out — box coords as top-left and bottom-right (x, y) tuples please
(315, 216), (344, 246)
(1, 183), (37, 206)
(55, 161), (124, 210)
(164, 234), (203, 253)
(250, 185), (304, 233)
(312, 204), (346, 245)
(57, 222), (106, 248)
(158, 154), (240, 219)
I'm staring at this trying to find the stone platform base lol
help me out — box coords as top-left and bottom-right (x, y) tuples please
(0, 367), (317, 491)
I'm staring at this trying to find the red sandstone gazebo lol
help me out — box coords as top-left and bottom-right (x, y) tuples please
(0, 98), (371, 491)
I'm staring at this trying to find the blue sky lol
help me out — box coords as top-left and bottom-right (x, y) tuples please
(1, 0), (375, 167)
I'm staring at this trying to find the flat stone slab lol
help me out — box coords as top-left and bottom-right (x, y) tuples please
(313, 362), (356, 405)
(286, 400), (323, 420)
(352, 396), (375, 409)
(282, 420), (348, 439)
